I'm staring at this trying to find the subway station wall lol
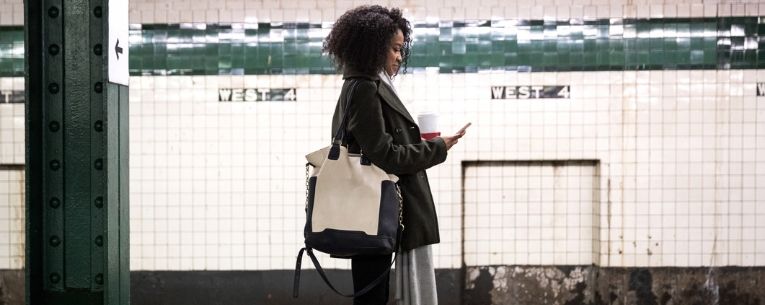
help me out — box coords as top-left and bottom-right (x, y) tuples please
(5, 69), (765, 269)
(2, 0), (765, 304)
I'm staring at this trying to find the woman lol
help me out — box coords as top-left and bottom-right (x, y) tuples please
(324, 5), (469, 305)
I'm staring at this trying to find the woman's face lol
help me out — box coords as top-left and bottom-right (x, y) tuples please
(384, 29), (404, 76)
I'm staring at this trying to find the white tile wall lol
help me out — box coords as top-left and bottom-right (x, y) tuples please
(3, 0), (765, 26)
(129, 74), (344, 270)
(0, 78), (24, 165)
(125, 70), (765, 270)
(2, 0), (765, 270)
(0, 0), (22, 25)
(122, 0), (765, 24)
(0, 169), (24, 269)
(463, 162), (599, 266)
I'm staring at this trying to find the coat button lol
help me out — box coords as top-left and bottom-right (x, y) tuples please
(395, 128), (402, 133)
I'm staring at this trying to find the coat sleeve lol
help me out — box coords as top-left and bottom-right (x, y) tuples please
(345, 80), (448, 175)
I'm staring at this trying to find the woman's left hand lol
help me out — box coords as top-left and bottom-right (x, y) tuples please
(441, 122), (471, 150)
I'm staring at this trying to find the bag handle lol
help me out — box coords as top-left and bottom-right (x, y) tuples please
(293, 226), (403, 298)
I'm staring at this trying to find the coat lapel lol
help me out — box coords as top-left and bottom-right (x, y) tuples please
(377, 80), (416, 125)
(342, 67), (417, 125)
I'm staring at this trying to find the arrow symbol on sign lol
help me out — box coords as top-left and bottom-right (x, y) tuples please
(115, 39), (123, 59)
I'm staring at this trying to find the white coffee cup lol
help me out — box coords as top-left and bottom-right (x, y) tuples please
(417, 112), (440, 140)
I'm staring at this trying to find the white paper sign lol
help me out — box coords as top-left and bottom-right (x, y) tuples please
(108, 0), (129, 86)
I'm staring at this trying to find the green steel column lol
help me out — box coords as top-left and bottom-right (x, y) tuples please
(25, 0), (130, 304)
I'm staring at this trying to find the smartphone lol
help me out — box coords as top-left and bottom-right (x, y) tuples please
(458, 122), (472, 134)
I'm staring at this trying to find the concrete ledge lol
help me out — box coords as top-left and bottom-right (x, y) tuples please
(0, 269), (23, 305)
(130, 269), (460, 305)
(2, 267), (763, 305)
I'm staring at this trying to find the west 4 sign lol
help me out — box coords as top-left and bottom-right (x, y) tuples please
(491, 86), (570, 99)
(0, 90), (24, 103)
(218, 88), (297, 102)
(108, 0), (129, 86)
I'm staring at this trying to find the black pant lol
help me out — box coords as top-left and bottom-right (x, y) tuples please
(351, 253), (393, 305)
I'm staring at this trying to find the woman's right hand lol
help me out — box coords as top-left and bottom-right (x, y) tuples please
(441, 122), (471, 150)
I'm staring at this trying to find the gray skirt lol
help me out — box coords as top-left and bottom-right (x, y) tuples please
(394, 245), (438, 305)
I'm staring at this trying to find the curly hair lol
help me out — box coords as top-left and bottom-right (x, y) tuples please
(323, 5), (412, 76)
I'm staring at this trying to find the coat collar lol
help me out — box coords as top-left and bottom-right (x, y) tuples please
(377, 80), (416, 125)
(342, 67), (416, 125)
(342, 67), (380, 80)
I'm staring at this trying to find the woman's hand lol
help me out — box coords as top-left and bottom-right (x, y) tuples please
(441, 123), (471, 150)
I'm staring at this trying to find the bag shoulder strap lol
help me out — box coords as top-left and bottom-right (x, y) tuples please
(293, 247), (396, 298)
(332, 79), (360, 146)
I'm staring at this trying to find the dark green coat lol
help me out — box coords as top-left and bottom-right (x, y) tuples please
(331, 70), (448, 251)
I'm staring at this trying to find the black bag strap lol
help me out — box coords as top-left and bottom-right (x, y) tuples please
(293, 248), (397, 298)
(328, 79), (360, 160)
(293, 227), (403, 298)
(332, 79), (359, 146)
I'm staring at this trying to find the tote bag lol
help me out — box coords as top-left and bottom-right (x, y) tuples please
(293, 80), (403, 298)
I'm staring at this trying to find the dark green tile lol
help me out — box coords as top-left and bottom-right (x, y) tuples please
(3, 17), (765, 76)
(505, 52), (518, 66)
(609, 51), (624, 67)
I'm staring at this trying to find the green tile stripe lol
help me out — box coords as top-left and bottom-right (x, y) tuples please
(1, 17), (763, 76)
(0, 26), (24, 76)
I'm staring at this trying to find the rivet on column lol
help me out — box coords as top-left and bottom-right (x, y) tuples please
(49, 235), (61, 247)
(47, 7), (59, 18)
(48, 121), (60, 132)
(49, 197), (61, 209)
(48, 83), (59, 94)
(48, 44), (59, 56)
(49, 273), (61, 284)
(49, 160), (60, 171)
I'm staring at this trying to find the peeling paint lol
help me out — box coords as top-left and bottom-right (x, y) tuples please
(464, 267), (494, 305)
(628, 269), (657, 305)
(705, 267), (720, 305)
(465, 266), (593, 305)
(0, 270), (23, 305)
(465, 266), (765, 305)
